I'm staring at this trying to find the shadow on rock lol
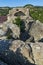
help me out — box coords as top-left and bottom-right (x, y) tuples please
(38, 38), (43, 42)
(20, 31), (30, 41)
(20, 20), (35, 42)
(20, 20), (31, 41)
(0, 40), (36, 65)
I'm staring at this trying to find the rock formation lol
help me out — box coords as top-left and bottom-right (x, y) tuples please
(31, 42), (43, 65)
(29, 20), (43, 42)
(0, 40), (35, 65)
(0, 40), (43, 65)
(0, 8), (43, 65)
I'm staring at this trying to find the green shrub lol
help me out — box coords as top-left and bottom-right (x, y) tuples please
(13, 17), (25, 32)
(15, 17), (21, 27)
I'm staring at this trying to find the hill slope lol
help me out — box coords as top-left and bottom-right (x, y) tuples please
(0, 7), (12, 16)
(0, 5), (43, 23)
(24, 4), (43, 23)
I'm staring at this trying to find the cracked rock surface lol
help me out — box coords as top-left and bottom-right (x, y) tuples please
(0, 40), (35, 65)
(0, 40), (43, 65)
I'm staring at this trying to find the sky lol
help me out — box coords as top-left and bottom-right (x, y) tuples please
(0, 0), (43, 7)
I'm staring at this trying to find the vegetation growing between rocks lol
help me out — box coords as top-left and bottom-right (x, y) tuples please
(15, 17), (21, 27)
(13, 17), (25, 32)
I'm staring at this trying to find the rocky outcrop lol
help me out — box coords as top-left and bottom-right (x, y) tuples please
(0, 7), (43, 65)
(30, 42), (43, 65)
(9, 40), (35, 64)
(0, 40), (35, 65)
(0, 29), (6, 37)
(0, 40), (43, 65)
(1, 22), (20, 39)
(0, 23), (7, 37)
(6, 22), (20, 39)
(29, 20), (43, 42)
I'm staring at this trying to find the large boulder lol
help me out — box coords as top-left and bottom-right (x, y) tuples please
(23, 19), (34, 31)
(9, 23), (20, 39)
(0, 29), (6, 37)
(3, 22), (20, 39)
(0, 22), (7, 37)
(0, 40), (35, 65)
(9, 40), (35, 64)
(0, 40), (43, 65)
(29, 20), (43, 42)
(30, 42), (43, 65)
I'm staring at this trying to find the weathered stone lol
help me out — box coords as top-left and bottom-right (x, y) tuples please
(30, 42), (43, 65)
(9, 40), (35, 64)
(29, 20), (43, 42)
(0, 29), (5, 37)
(0, 22), (7, 37)
(7, 8), (30, 21)
(24, 19), (34, 31)
(0, 39), (43, 65)
(25, 36), (35, 43)
(0, 7), (43, 65)
(0, 40), (35, 65)
(7, 7), (33, 32)
(8, 23), (20, 39)
(2, 22), (20, 39)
